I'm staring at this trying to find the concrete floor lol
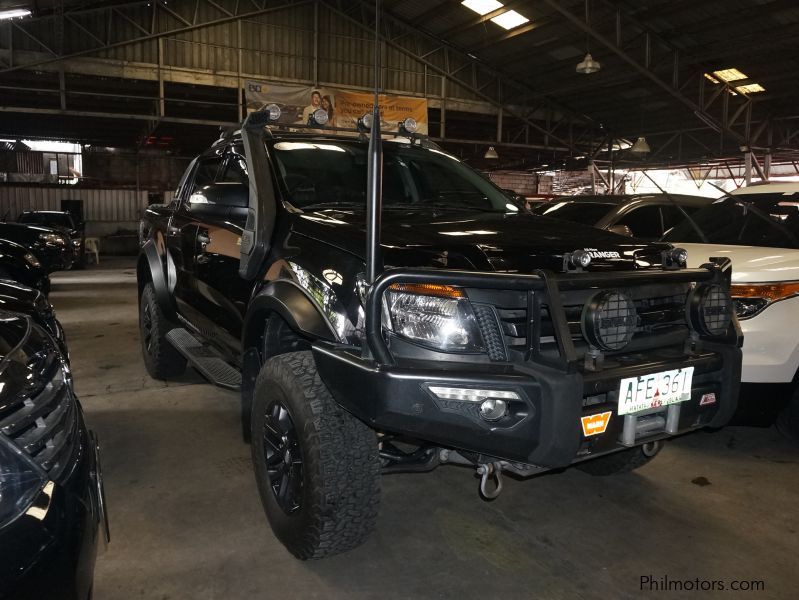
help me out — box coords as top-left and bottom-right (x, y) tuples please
(51, 259), (797, 600)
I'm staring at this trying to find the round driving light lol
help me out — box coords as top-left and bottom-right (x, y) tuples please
(265, 103), (281, 121)
(570, 249), (592, 269)
(688, 284), (731, 336)
(310, 108), (329, 126)
(670, 247), (688, 266)
(358, 112), (373, 130)
(400, 117), (417, 134)
(582, 290), (637, 351)
(479, 398), (507, 421)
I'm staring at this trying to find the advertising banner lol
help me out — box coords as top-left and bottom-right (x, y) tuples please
(245, 80), (428, 134)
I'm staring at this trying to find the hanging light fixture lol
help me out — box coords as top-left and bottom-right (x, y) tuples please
(484, 146), (499, 159)
(576, 0), (601, 74)
(576, 53), (601, 74)
(630, 136), (651, 155)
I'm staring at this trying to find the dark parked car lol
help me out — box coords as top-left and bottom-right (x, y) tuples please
(0, 239), (50, 294)
(0, 279), (67, 357)
(533, 194), (714, 240)
(0, 222), (72, 272)
(18, 211), (86, 267)
(137, 113), (740, 560)
(0, 313), (107, 600)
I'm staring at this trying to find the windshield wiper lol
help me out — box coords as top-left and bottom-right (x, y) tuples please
(299, 201), (364, 211)
(413, 201), (502, 213)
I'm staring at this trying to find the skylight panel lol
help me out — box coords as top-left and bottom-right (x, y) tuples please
(491, 9), (529, 29)
(736, 83), (766, 94)
(712, 68), (748, 82)
(461, 0), (503, 16)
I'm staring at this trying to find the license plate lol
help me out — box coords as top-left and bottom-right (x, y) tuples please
(617, 367), (694, 415)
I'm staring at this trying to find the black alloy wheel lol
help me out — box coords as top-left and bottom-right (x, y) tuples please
(142, 302), (154, 354)
(138, 283), (186, 379)
(262, 400), (303, 514)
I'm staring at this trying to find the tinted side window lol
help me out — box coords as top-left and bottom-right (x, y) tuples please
(185, 157), (224, 207)
(661, 205), (700, 234)
(616, 205), (663, 240)
(219, 152), (248, 184)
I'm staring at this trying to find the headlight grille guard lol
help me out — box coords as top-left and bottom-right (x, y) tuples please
(364, 259), (739, 370)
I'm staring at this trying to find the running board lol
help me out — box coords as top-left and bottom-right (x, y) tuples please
(165, 328), (241, 391)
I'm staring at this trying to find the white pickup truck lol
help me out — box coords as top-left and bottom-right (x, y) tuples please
(665, 182), (799, 439)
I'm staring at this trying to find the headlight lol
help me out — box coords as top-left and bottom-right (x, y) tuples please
(581, 290), (637, 351)
(688, 284), (732, 335)
(383, 283), (484, 352)
(71, 239), (81, 247)
(730, 281), (799, 320)
(24, 252), (41, 267)
(39, 233), (66, 246)
(0, 434), (47, 528)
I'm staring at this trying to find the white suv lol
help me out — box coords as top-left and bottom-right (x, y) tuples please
(664, 182), (799, 439)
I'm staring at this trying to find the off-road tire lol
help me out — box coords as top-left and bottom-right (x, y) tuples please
(251, 351), (381, 560)
(576, 441), (662, 476)
(776, 391), (799, 442)
(139, 283), (186, 379)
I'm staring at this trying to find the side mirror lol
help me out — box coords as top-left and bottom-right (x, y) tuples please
(608, 224), (634, 237)
(188, 182), (249, 215)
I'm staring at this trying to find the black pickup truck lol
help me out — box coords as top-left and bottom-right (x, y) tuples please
(137, 111), (742, 560)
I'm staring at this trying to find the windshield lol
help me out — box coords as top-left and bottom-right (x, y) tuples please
(663, 195), (799, 248)
(270, 140), (512, 212)
(533, 201), (615, 226)
(19, 213), (73, 229)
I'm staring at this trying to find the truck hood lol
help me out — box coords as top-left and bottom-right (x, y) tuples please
(292, 208), (671, 272)
(680, 243), (799, 282)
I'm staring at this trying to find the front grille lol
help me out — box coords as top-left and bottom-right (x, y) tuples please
(0, 351), (77, 480)
(472, 283), (692, 366)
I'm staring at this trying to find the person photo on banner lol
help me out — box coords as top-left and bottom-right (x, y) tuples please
(321, 95), (335, 126)
(301, 90), (322, 124)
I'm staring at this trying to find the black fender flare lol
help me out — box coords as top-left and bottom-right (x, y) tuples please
(137, 239), (175, 320)
(239, 279), (339, 443)
(242, 279), (339, 353)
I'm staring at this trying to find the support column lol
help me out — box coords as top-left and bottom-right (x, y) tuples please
(237, 19), (243, 122)
(157, 37), (165, 118)
(313, 0), (319, 87)
(440, 77), (446, 139)
(744, 150), (752, 185)
(58, 67), (66, 110)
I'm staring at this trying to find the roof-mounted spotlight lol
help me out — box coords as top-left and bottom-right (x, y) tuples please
(308, 108), (329, 128)
(357, 112), (373, 132)
(264, 103), (281, 122)
(398, 117), (417, 136)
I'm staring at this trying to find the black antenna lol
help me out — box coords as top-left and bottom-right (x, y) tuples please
(365, 0), (383, 284)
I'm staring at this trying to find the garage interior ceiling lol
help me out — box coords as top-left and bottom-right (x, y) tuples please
(0, 0), (797, 170)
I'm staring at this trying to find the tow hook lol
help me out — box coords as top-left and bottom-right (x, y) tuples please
(477, 462), (503, 499)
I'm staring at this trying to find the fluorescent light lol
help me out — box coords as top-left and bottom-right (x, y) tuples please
(0, 8), (31, 19)
(491, 9), (529, 29)
(712, 68), (747, 82)
(736, 83), (766, 94)
(461, 0), (503, 16)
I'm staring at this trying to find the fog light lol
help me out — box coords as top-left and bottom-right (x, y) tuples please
(479, 398), (507, 421)
(428, 386), (520, 402)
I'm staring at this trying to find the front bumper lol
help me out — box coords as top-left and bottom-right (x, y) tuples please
(313, 341), (741, 468)
(0, 421), (104, 600)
